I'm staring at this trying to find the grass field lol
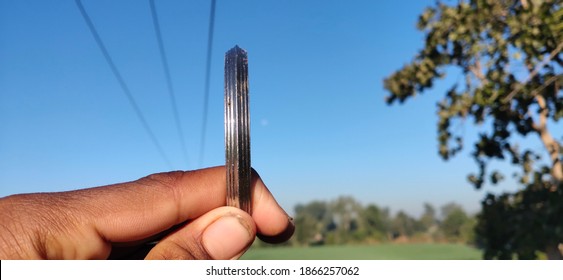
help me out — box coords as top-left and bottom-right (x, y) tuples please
(242, 243), (482, 260)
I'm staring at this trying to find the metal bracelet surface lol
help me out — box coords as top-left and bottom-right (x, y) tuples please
(224, 45), (252, 214)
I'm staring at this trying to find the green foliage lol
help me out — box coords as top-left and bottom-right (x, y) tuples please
(384, 0), (562, 187)
(440, 203), (470, 241)
(391, 211), (425, 238)
(476, 177), (563, 259)
(294, 201), (331, 244)
(328, 196), (365, 244)
(419, 203), (438, 231)
(361, 204), (391, 241)
(383, 0), (562, 259)
(460, 216), (478, 245)
(292, 198), (475, 245)
(294, 196), (377, 245)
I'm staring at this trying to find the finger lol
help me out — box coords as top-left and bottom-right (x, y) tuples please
(250, 170), (295, 243)
(145, 207), (256, 260)
(88, 167), (292, 242)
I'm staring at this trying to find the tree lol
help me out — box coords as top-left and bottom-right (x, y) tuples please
(294, 201), (330, 245)
(459, 214), (478, 245)
(327, 196), (364, 244)
(293, 197), (365, 245)
(361, 204), (391, 241)
(420, 203), (438, 231)
(391, 211), (424, 238)
(383, 0), (562, 259)
(440, 203), (469, 242)
(476, 177), (563, 259)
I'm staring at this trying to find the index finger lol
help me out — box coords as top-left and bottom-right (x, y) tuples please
(78, 166), (292, 243)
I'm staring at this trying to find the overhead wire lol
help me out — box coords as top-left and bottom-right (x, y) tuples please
(74, 0), (173, 169)
(149, 0), (190, 168)
(199, 0), (217, 167)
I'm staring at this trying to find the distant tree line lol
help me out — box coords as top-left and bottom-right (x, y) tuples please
(269, 196), (477, 247)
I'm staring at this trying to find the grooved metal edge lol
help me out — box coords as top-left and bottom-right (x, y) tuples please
(224, 45), (251, 214)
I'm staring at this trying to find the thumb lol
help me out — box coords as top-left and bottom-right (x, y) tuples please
(145, 207), (256, 260)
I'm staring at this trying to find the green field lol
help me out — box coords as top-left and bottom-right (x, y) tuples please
(242, 243), (482, 260)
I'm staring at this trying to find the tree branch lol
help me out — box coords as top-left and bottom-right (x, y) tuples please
(503, 41), (563, 102)
(469, 59), (486, 84)
(529, 75), (560, 98)
(533, 94), (563, 183)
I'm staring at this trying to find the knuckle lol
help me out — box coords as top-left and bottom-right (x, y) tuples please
(142, 171), (185, 187)
(136, 171), (187, 222)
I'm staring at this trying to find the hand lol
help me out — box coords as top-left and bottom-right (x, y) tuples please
(0, 166), (294, 259)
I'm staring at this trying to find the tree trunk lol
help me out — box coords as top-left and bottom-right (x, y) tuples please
(534, 95), (563, 184)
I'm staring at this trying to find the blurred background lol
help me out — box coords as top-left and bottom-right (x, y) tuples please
(1, 0), (561, 259)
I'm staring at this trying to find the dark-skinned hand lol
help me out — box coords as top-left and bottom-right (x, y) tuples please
(0, 166), (294, 259)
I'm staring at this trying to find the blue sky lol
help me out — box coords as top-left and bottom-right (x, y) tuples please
(0, 0), (546, 216)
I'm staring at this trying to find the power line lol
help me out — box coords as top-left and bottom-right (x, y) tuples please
(149, 0), (190, 168)
(74, 0), (173, 169)
(199, 0), (217, 166)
